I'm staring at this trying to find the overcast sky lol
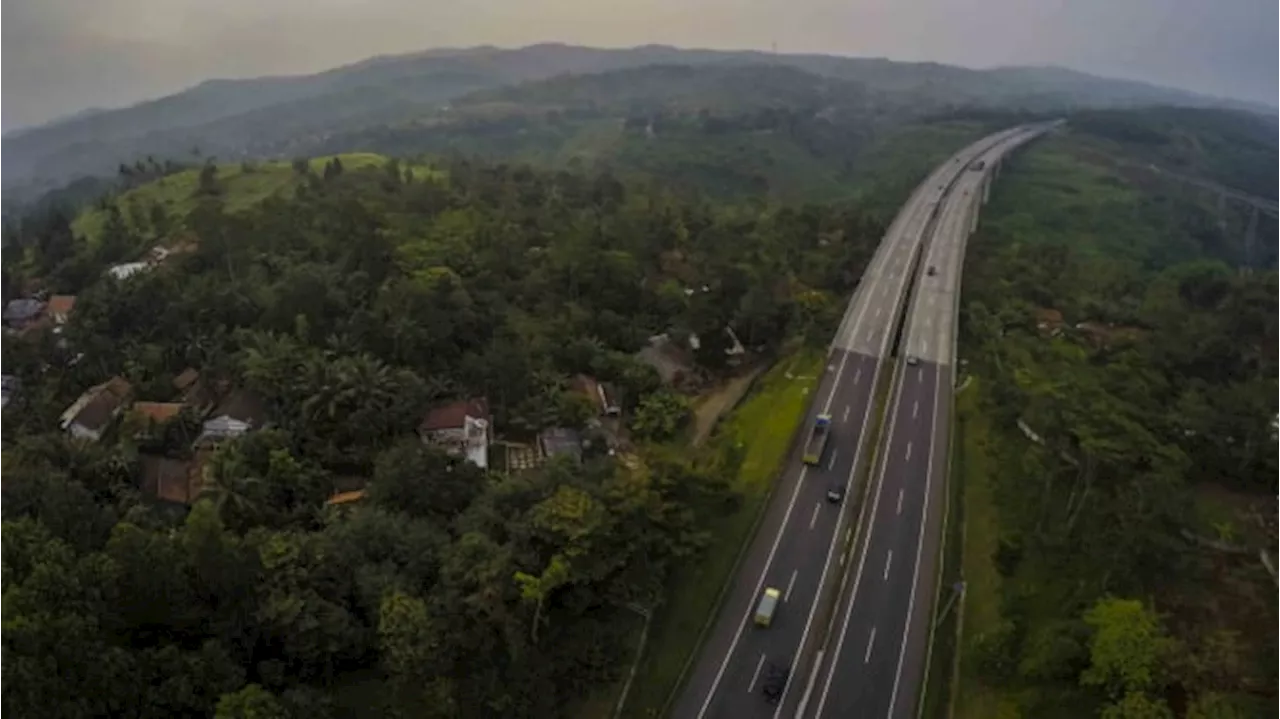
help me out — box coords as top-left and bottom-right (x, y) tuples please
(3, 0), (1276, 129)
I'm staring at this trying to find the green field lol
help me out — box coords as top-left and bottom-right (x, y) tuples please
(71, 153), (393, 242)
(622, 346), (825, 718)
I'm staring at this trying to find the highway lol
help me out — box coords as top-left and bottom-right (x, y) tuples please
(803, 127), (1050, 719)
(670, 125), (1035, 719)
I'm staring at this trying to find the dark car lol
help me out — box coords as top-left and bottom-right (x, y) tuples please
(927, 265), (937, 276)
(761, 663), (790, 703)
(827, 485), (845, 503)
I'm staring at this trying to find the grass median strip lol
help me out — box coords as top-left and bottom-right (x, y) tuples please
(621, 346), (826, 718)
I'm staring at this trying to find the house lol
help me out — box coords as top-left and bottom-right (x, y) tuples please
(194, 388), (267, 446)
(571, 374), (621, 417)
(128, 401), (186, 438)
(173, 368), (218, 416)
(1034, 308), (1065, 337)
(140, 455), (200, 504)
(636, 333), (699, 387)
(419, 398), (492, 469)
(46, 295), (76, 324)
(106, 261), (151, 281)
(598, 382), (622, 417)
(3, 299), (46, 330)
(539, 427), (583, 463)
(1, 375), (20, 409)
(59, 377), (133, 441)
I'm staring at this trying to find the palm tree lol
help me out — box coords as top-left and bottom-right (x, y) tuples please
(197, 445), (263, 528)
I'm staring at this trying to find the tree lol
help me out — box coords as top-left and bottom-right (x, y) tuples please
(630, 389), (691, 441)
(378, 591), (442, 680)
(368, 440), (486, 521)
(215, 684), (288, 719)
(1081, 597), (1175, 697)
(513, 554), (572, 643)
(1100, 691), (1174, 719)
(197, 161), (222, 196)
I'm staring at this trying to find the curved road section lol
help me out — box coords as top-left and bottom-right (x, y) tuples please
(670, 125), (1035, 719)
(804, 126), (1052, 719)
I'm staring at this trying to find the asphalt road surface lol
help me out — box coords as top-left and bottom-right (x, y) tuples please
(804, 127), (1049, 719)
(670, 125), (1035, 719)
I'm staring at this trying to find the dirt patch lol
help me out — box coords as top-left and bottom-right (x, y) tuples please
(689, 363), (767, 447)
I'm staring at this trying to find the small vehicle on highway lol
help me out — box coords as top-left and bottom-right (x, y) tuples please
(905, 354), (920, 366)
(761, 663), (790, 703)
(826, 485), (845, 503)
(926, 265), (937, 276)
(754, 587), (781, 627)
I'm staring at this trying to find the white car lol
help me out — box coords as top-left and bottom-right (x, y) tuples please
(906, 355), (920, 366)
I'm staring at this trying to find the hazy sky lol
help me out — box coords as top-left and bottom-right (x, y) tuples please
(3, 0), (1276, 129)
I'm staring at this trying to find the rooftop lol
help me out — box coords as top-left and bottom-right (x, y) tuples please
(3, 298), (45, 322)
(62, 377), (133, 433)
(47, 295), (77, 318)
(173, 368), (201, 391)
(540, 427), (583, 462)
(140, 455), (199, 504)
(131, 401), (184, 424)
(421, 397), (490, 432)
(326, 490), (367, 506)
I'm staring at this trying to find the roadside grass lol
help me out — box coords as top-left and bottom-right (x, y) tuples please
(621, 346), (826, 718)
(948, 378), (1021, 719)
(71, 153), (406, 243)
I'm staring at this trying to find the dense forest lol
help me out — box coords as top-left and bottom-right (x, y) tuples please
(950, 125), (1277, 718)
(1, 156), (884, 717)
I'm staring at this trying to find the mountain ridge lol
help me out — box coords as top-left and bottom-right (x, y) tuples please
(4, 43), (1269, 202)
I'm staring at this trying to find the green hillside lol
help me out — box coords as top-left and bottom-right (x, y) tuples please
(72, 153), (391, 242)
(6, 43), (1260, 203)
(932, 113), (1277, 719)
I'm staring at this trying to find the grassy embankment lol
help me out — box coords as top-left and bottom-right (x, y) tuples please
(618, 346), (825, 718)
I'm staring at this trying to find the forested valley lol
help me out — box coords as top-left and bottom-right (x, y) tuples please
(1, 155), (884, 717)
(948, 121), (1277, 719)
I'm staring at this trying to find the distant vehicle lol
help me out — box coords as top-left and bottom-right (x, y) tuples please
(803, 414), (833, 466)
(906, 354), (920, 366)
(761, 663), (790, 703)
(926, 265), (937, 276)
(826, 485), (845, 503)
(754, 587), (781, 627)
(968, 159), (986, 171)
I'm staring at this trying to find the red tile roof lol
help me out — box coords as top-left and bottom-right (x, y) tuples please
(47, 295), (76, 317)
(420, 398), (490, 432)
(132, 401), (184, 424)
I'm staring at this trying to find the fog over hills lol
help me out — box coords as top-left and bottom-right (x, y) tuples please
(2, 43), (1270, 203)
